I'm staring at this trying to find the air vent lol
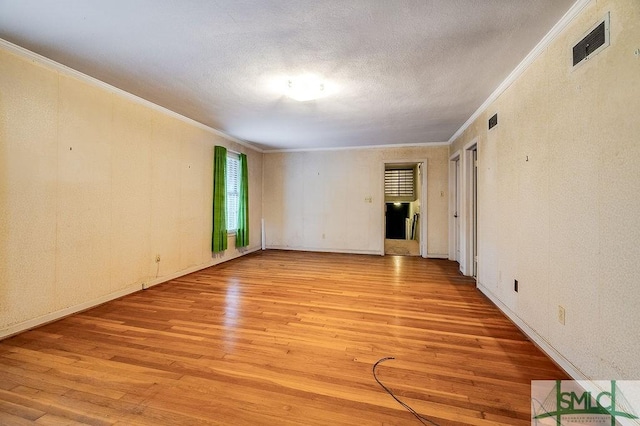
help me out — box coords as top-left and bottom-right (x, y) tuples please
(488, 113), (498, 130)
(573, 12), (609, 67)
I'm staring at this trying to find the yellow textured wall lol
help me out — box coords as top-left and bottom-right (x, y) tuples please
(263, 145), (449, 256)
(0, 46), (263, 336)
(451, 0), (640, 380)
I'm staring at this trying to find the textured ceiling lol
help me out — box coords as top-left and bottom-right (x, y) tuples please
(0, 0), (577, 151)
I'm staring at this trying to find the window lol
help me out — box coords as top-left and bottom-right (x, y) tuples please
(385, 168), (415, 199)
(226, 153), (240, 232)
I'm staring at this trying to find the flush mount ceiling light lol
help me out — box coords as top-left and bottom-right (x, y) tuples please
(285, 75), (326, 101)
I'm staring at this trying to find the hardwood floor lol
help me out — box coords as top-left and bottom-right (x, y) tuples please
(0, 250), (566, 425)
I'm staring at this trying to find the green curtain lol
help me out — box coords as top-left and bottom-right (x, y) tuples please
(212, 146), (228, 252)
(236, 153), (250, 248)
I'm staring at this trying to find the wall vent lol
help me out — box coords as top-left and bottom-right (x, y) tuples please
(572, 12), (610, 68)
(488, 113), (498, 130)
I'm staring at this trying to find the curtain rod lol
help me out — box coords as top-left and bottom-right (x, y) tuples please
(217, 145), (243, 156)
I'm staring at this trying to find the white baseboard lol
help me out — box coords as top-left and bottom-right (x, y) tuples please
(476, 282), (587, 381)
(266, 245), (382, 256)
(265, 246), (451, 259)
(427, 253), (449, 259)
(0, 246), (262, 340)
(479, 283), (640, 425)
(143, 245), (261, 289)
(0, 283), (141, 340)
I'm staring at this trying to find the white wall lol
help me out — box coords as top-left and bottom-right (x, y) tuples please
(263, 145), (448, 256)
(0, 44), (263, 337)
(450, 0), (640, 380)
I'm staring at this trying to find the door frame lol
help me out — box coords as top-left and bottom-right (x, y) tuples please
(448, 151), (461, 262)
(380, 160), (428, 258)
(459, 139), (478, 278)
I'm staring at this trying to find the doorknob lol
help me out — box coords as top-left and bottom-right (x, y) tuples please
(454, 213), (458, 218)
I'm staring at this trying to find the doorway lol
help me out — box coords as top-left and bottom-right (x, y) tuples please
(451, 141), (478, 278)
(471, 147), (478, 278)
(448, 153), (461, 263)
(462, 142), (478, 278)
(385, 202), (411, 239)
(383, 162), (426, 257)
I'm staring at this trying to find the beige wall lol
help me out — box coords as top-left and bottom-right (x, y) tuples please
(263, 145), (449, 256)
(0, 46), (263, 337)
(451, 0), (640, 380)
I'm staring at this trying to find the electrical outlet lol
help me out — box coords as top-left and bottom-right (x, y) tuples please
(558, 305), (566, 325)
(155, 254), (161, 263)
(514, 279), (518, 292)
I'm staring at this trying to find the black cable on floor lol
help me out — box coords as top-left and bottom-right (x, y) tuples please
(372, 357), (440, 426)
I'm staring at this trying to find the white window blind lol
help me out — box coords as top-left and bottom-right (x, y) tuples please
(385, 169), (414, 198)
(226, 154), (240, 232)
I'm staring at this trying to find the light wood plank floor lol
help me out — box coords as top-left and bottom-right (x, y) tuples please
(0, 251), (566, 425)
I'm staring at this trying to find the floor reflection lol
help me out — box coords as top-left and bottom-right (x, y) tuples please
(223, 279), (241, 351)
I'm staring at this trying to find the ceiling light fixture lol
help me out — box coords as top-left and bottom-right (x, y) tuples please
(285, 75), (326, 102)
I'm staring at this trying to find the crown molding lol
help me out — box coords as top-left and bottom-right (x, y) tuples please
(0, 38), (263, 154)
(265, 141), (449, 154)
(447, 0), (593, 145)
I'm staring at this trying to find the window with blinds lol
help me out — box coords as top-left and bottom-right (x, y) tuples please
(226, 154), (240, 232)
(385, 168), (415, 199)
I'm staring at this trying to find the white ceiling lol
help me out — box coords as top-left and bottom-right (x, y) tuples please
(0, 0), (577, 151)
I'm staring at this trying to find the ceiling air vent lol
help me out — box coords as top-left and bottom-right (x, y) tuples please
(573, 12), (610, 68)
